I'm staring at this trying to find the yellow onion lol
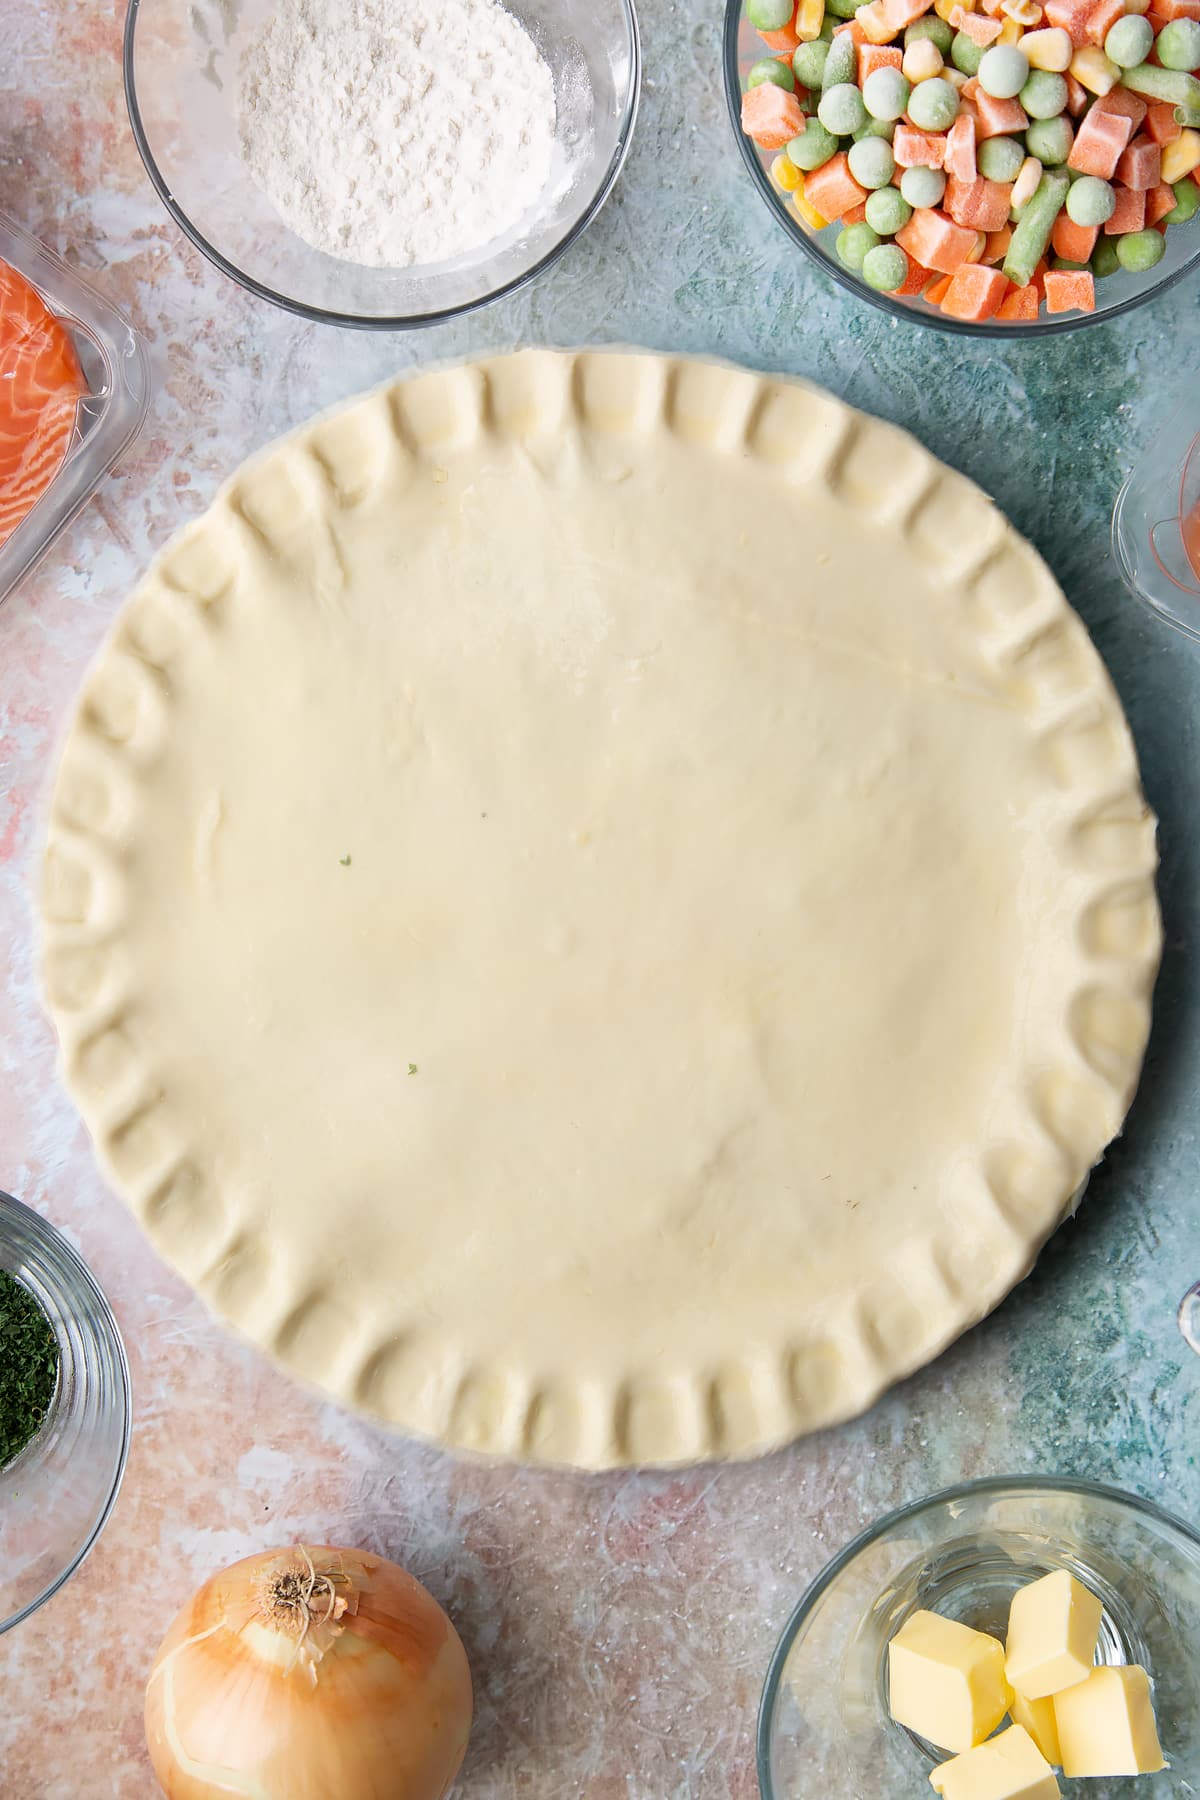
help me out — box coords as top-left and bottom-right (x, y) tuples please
(144, 1543), (472, 1800)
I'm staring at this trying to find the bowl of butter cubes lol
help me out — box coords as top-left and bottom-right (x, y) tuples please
(759, 1476), (1200, 1797)
(726, 0), (1200, 329)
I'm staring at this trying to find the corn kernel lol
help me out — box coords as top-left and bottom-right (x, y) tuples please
(771, 153), (804, 191)
(903, 37), (945, 78)
(1023, 24), (1073, 67)
(796, 0), (826, 39)
(857, 1), (897, 40)
(1070, 45), (1120, 94)
(996, 16), (1024, 40)
(792, 187), (829, 230)
(965, 229), (988, 261)
(934, 0), (962, 22)
(1162, 127), (1200, 182)
(1001, 0), (1043, 25)
(943, 64), (971, 86)
(1124, 0), (1151, 12)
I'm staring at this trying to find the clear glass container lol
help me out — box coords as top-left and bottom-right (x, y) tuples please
(0, 211), (151, 608)
(1113, 406), (1200, 641)
(760, 1477), (1200, 1797)
(724, 0), (1200, 337)
(0, 1191), (131, 1635)
(124, 0), (641, 328)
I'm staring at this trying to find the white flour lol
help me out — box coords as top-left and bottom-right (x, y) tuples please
(237, 0), (557, 269)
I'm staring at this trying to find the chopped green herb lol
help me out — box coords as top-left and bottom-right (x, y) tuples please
(0, 1270), (59, 1469)
(339, 854), (352, 866)
(408, 1063), (418, 1076)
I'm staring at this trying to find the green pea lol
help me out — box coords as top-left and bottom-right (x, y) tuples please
(821, 31), (858, 90)
(900, 163), (946, 207)
(787, 117), (840, 169)
(1157, 18), (1200, 71)
(847, 135), (896, 187)
(1066, 174), (1115, 225)
(1164, 176), (1200, 223)
(1025, 115), (1074, 164)
(951, 31), (985, 75)
(1104, 14), (1154, 68)
(863, 65), (911, 119)
(906, 15), (953, 52)
(977, 135), (1025, 182)
(1116, 227), (1167, 270)
(747, 0), (795, 29)
(1091, 235), (1122, 277)
(865, 186), (913, 233)
(818, 80), (868, 133)
(861, 243), (910, 289)
(748, 56), (797, 90)
(1020, 69), (1068, 119)
(1051, 256), (1089, 269)
(818, 14), (837, 39)
(836, 221), (882, 270)
(979, 44), (1030, 98)
(908, 76), (959, 129)
(854, 116), (897, 139)
(793, 38), (830, 88)
(825, 0), (872, 15)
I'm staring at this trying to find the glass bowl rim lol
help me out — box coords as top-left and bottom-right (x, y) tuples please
(756, 1472), (1200, 1797)
(123, 0), (643, 332)
(721, 0), (1200, 340)
(0, 1189), (133, 1636)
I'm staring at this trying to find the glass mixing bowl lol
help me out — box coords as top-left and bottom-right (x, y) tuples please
(125, 0), (641, 328)
(759, 1476), (1200, 1797)
(0, 1191), (131, 1634)
(724, 0), (1200, 336)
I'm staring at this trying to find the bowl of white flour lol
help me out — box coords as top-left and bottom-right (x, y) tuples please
(124, 0), (640, 327)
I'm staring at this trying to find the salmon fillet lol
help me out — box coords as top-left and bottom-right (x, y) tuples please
(0, 258), (85, 547)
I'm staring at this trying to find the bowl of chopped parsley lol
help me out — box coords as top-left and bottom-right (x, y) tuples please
(0, 1190), (130, 1634)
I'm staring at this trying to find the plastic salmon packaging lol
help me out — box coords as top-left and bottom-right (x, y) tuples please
(0, 210), (150, 607)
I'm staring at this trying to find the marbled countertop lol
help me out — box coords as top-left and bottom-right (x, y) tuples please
(2, 2), (1198, 1795)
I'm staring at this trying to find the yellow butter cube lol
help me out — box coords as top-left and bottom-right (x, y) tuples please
(1162, 128), (1200, 184)
(1070, 45), (1120, 95)
(930, 1725), (1062, 1800)
(1023, 26), (1073, 69)
(1053, 1666), (1165, 1777)
(1005, 1570), (1102, 1701)
(796, 0), (826, 40)
(890, 1611), (1013, 1754)
(1010, 1693), (1062, 1768)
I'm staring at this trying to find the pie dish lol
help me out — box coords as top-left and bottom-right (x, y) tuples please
(39, 351), (1161, 1469)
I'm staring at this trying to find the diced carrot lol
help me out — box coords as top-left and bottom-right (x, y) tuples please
(1052, 213), (1099, 259)
(1144, 10), (1171, 27)
(1104, 184), (1147, 230)
(997, 281), (1041, 318)
(945, 114), (978, 183)
(894, 251), (936, 294)
(940, 261), (1008, 319)
(894, 124), (948, 167)
(1116, 133), (1162, 189)
(952, 5), (1004, 38)
(1146, 180), (1179, 222)
(833, 17), (870, 40)
(843, 200), (871, 223)
(895, 206), (981, 271)
(946, 173), (1013, 228)
(972, 90), (1030, 136)
(984, 224), (1013, 261)
(803, 150), (869, 219)
(858, 42), (904, 81)
(1095, 86), (1149, 129)
(925, 273), (954, 303)
(882, 0), (937, 26)
(1067, 106), (1133, 175)
(1084, 0), (1127, 42)
(1045, 0), (1096, 42)
(1043, 268), (1096, 311)
(759, 7), (802, 51)
(856, 0), (897, 38)
(1145, 102), (1183, 146)
(1064, 72), (1090, 112)
(741, 83), (807, 149)
(1158, 0), (1200, 17)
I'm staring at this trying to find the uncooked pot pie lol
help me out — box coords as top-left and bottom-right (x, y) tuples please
(40, 352), (1161, 1468)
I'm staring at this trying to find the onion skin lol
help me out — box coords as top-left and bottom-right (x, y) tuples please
(144, 1545), (472, 1800)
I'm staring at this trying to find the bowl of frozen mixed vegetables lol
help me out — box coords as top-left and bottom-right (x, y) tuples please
(725, 0), (1200, 329)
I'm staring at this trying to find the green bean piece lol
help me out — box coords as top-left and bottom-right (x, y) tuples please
(1003, 168), (1070, 285)
(822, 30), (859, 90)
(1120, 63), (1200, 108)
